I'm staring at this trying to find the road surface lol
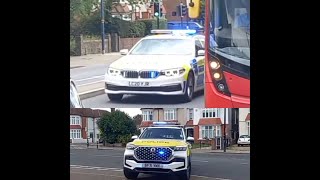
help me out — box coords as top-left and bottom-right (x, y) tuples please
(70, 148), (249, 180)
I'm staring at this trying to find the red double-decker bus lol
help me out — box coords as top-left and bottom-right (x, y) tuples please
(189, 0), (250, 107)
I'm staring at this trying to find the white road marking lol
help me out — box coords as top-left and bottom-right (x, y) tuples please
(193, 160), (209, 163)
(191, 175), (232, 180)
(94, 155), (123, 157)
(240, 163), (249, 165)
(77, 80), (105, 87)
(74, 75), (105, 82)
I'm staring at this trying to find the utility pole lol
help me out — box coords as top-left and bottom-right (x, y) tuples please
(100, 0), (105, 54)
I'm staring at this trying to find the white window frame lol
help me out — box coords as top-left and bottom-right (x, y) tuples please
(142, 110), (153, 121)
(70, 116), (81, 125)
(200, 125), (221, 139)
(70, 129), (81, 139)
(164, 109), (176, 120)
(201, 108), (217, 118)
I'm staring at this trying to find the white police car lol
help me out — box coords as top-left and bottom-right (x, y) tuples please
(123, 122), (194, 180)
(105, 30), (205, 102)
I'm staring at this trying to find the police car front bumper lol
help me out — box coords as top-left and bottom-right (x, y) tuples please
(123, 149), (188, 173)
(105, 74), (186, 95)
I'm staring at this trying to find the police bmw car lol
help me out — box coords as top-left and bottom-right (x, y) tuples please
(123, 122), (194, 180)
(105, 30), (205, 102)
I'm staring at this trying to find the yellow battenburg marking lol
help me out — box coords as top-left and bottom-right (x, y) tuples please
(198, 58), (205, 66)
(182, 64), (192, 80)
(133, 139), (187, 147)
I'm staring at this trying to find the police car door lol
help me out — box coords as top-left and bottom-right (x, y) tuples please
(194, 37), (205, 90)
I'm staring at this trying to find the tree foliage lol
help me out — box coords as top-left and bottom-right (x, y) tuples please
(97, 110), (137, 145)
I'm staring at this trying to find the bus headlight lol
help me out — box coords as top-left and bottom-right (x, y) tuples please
(210, 61), (220, 69)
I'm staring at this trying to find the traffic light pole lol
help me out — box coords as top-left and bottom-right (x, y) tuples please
(100, 0), (105, 54)
(157, 15), (160, 29)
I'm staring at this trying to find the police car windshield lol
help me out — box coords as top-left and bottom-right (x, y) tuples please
(139, 128), (184, 140)
(130, 39), (193, 55)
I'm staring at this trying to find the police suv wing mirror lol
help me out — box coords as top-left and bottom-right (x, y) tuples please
(120, 49), (129, 55)
(187, 137), (194, 142)
(131, 135), (138, 140)
(197, 50), (205, 56)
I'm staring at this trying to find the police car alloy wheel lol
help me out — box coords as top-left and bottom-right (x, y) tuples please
(123, 168), (139, 179)
(107, 94), (123, 101)
(182, 72), (194, 102)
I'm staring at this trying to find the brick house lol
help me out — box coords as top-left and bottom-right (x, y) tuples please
(162, 0), (187, 21)
(70, 108), (109, 143)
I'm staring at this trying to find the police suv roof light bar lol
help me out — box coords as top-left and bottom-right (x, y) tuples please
(152, 122), (184, 127)
(150, 29), (197, 35)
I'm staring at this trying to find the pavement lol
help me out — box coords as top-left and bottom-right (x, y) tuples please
(70, 53), (122, 99)
(70, 53), (204, 106)
(70, 148), (250, 180)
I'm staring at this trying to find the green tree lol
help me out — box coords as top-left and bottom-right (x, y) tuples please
(97, 110), (137, 145)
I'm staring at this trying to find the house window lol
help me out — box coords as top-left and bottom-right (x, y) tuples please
(70, 129), (81, 139)
(216, 125), (221, 137)
(164, 109), (176, 120)
(201, 126), (214, 139)
(201, 109), (216, 118)
(189, 109), (193, 120)
(142, 110), (153, 121)
(70, 116), (81, 125)
(247, 121), (250, 136)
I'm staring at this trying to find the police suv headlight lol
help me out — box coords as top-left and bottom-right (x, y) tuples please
(174, 146), (187, 151)
(126, 143), (137, 150)
(107, 67), (121, 76)
(161, 68), (185, 77)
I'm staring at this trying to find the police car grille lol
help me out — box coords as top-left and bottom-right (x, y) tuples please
(139, 71), (159, 79)
(122, 71), (139, 78)
(134, 147), (172, 161)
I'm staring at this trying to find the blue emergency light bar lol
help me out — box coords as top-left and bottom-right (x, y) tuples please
(152, 122), (183, 126)
(150, 29), (197, 35)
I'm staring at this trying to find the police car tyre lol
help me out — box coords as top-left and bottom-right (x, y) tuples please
(182, 72), (194, 102)
(107, 94), (123, 101)
(177, 162), (191, 180)
(123, 168), (139, 179)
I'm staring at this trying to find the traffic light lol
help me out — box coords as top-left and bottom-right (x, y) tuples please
(188, 0), (201, 19)
(200, 0), (205, 18)
(181, 5), (187, 16)
(154, 2), (160, 17)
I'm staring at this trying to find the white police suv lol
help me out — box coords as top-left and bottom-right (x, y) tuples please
(123, 122), (194, 180)
(105, 30), (205, 102)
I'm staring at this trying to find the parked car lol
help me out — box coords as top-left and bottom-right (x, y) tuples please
(237, 135), (250, 146)
(70, 78), (84, 108)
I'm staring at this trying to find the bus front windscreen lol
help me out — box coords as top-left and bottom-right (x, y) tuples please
(210, 0), (250, 64)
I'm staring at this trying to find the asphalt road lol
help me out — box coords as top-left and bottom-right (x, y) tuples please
(70, 149), (249, 180)
(82, 91), (204, 108)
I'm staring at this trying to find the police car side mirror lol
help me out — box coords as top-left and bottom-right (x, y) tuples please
(197, 50), (205, 56)
(131, 135), (138, 140)
(120, 49), (129, 55)
(187, 137), (194, 143)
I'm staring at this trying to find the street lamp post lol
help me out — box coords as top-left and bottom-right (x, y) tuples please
(101, 0), (105, 54)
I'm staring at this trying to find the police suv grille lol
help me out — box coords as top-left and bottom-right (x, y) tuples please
(134, 147), (172, 161)
(139, 71), (160, 79)
(122, 71), (139, 78)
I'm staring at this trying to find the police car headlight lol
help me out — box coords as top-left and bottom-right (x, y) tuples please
(174, 146), (187, 151)
(126, 143), (137, 150)
(107, 67), (121, 76)
(161, 68), (185, 77)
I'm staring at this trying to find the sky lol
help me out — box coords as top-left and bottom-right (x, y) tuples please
(92, 108), (141, 118)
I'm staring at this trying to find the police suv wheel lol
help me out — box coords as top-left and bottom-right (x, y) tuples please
(182, 72), (194, 102)
(178, 162), (191, 180)
(107, 94), (123, 101)
(123, 168), (139, 179)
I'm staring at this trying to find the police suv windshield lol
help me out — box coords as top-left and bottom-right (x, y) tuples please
(130, 39), (193, 55)
(139, 128), (184, 140)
